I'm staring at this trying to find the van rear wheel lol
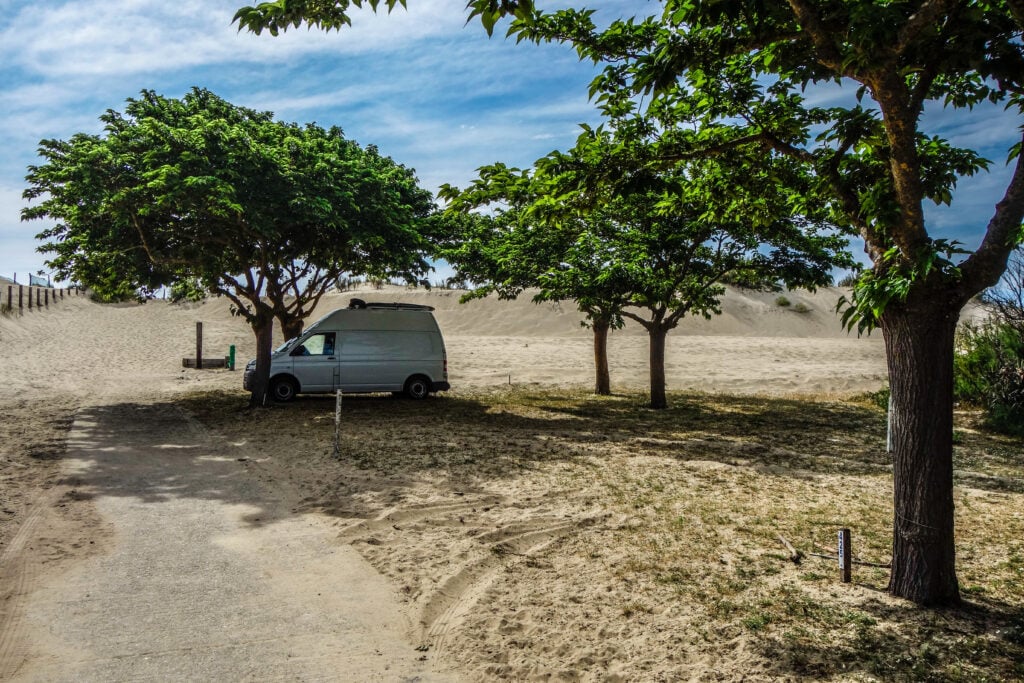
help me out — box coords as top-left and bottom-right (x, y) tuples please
(270, 377), (298, 402)
(404, 376), (431, 400)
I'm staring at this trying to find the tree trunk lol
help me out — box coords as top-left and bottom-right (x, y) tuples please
(593, 319), (611, 395)
(648, 325), (668, 409)
(248, 314), (275, 408)
(881, 297), (961, 606)
(279, 316), (305, 342)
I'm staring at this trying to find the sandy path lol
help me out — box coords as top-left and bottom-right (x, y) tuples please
(3, 401), (457, 681)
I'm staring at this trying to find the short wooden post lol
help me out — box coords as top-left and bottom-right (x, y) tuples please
(19, 285), (23, 311)
(28, 287), (32, 310)
(196, 322), (203, 370)
(6, 285), (11, 310)
(44, 289), (49, 308)
(36, 288), (41, 309)
(839, 528), (852, 583)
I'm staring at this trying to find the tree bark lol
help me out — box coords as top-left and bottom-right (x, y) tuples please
(648, 325), (668, 409)
(248, 314), (275, 408)
(881, 295), (961, 606)
(280, 316), (305, 342)
(593, 319), (611, 395)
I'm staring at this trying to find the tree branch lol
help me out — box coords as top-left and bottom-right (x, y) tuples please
(785, 0), (844, 71)
(959, 133), (1024, 297)
(897, 0), (959, 54)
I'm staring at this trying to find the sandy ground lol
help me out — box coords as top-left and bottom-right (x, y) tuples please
(0, 285), (892, 680)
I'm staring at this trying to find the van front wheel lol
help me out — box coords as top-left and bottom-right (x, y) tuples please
(270, 377), (298, 402)
(404, 376), (431, 400)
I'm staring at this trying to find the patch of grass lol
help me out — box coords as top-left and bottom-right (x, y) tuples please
(792, 302), (812, 314)
(775, 295), (792, 307)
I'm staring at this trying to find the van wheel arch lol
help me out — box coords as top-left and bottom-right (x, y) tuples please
(270, 375), (299, 402)
(404, 375), (431, 400)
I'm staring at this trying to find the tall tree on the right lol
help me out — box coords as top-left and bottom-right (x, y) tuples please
(507, 0), (1024, 606)
(233, 0), (1024, 609)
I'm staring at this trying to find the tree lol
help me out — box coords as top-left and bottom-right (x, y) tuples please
(24, 88), (435, 406)
(444, 140), (848, 408)
(439, 167), (631, 396)
(234, 0), (1024, 605)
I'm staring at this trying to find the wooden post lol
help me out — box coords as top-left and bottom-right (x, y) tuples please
(196, 322), (203, 370)
(19, 285), (23, 311)
(28, 287), (33, 310)
(839, 528), (852, 583)
(36, 288), (41, 309)
(44, 289), (49, 308)
(6, 285), (10, 310)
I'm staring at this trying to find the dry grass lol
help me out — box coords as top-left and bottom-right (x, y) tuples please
(180, 387), (1024, 681)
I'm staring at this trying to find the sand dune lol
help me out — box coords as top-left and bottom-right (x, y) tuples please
(0, 285), (889, 399)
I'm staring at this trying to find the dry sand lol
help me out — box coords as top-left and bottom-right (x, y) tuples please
(0, 285), (893, 680)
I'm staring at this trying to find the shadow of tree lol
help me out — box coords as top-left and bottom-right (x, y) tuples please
(757, 595), (1024, 680)
(60, 401), (296, 529)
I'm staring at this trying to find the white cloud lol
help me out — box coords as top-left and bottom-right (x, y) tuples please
(1, 0), (481, 82)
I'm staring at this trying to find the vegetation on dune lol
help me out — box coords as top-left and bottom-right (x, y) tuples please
(956, 251), (1024, 436)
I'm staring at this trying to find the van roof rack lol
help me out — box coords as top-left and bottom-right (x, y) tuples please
(348, 298), (435, 312)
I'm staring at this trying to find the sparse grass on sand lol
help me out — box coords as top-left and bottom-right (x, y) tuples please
(181, 387), (1024, 681)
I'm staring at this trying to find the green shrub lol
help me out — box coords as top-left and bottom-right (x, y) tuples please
(955, 321), (1024, 435)
(169, 278), (207, 303)
(775, 295), (791, 307)
(869, 386), (890, 411)
(793, 302), (811, 314)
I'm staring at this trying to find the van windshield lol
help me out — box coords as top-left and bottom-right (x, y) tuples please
(274, 320), (322, 353)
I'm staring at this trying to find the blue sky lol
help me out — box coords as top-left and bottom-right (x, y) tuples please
(1, 0), (1019, 286)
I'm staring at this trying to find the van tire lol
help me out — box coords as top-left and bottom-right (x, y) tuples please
(404, 376), (431, 400)
(270, 377), (298, 402)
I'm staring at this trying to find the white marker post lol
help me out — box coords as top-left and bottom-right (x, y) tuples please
(887, 392), (893, 453)
(332, 389), (343, 459)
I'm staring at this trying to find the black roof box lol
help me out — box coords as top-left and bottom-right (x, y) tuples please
(348, 298), (435, 312)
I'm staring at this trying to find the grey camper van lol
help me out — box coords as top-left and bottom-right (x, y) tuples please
(243, 300), (450, 401)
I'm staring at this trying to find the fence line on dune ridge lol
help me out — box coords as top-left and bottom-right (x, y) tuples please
(1, 283), (85, 317)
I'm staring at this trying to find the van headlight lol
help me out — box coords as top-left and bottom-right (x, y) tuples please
(245, 359), (256, 371)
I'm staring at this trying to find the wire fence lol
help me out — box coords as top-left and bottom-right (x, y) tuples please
(1, 282), (85, 316)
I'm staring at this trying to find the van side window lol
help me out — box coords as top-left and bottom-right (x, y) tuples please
(291, 332), (336, 356)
